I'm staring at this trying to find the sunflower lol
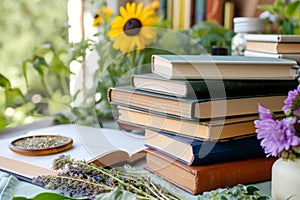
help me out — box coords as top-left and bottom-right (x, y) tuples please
(93, 6), (113, 27)
(150, 0), (160, 12)
(108, 2), (158, 53)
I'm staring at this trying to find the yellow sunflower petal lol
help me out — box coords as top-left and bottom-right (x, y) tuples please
(134, 37), (144, 49)
(129, 2), (137, 18)
(111, 16), (126, 28)
(119, 6), (128, 19)
(128, 39), (136, 52)
(140, 11), (155, 22)
(140, 28), (156, 39)
(120, 39), (131, 53)
(142, 17), (159, 27)
(135, 3), (144, 17)
(126, 2), (133, 16)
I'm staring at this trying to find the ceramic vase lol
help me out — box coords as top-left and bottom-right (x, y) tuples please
(272, 158), (300, 200)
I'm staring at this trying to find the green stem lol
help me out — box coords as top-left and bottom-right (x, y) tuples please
(50, 46), (70, 95)
(41, 75), (53, 97)
(60, 77), (69, 96)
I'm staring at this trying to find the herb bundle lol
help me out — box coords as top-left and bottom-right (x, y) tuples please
(33, 155), (181, 200)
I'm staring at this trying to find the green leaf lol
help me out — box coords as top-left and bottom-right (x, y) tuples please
(284, 0), (300, 18)
(257, 4), (276, 13)
(49, 53), (72, 77)
(294, 27), (300, 34)
(32, 56), (49, 76)
(5, 88), (25, 107)
(33, 44), (52, 57)
(246, 185), (260, 195)
(22, 60), (30, 88)
(94, 187), (136, 200)
(219, 195), (229, 200)
(0, 115), (6, 130)
(12, 192), (87, 200)
(0, 73), (11, 89)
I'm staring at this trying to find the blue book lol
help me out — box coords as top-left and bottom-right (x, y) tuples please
(145, 129), (265, 166)
(194, 0), (206, 24)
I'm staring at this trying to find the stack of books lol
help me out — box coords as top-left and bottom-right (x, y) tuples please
(244, 34), (300, 64)
(108, 54), (299, 195)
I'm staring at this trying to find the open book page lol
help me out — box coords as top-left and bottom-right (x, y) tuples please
(0, 124), (146, 174)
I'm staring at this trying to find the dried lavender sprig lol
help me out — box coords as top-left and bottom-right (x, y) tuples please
(73, 160), (164, 199)
(35, 155), (181, 199)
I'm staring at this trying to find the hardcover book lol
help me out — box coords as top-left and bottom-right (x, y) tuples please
(246, 41), (300, 54)
(245, 34), (300, 43)
(151, 54), (298, 80)
(108, 86), (287, 120)
(145, 148), (276, 195)
(117, 106), (275, 141)
(244, 50), (300, 64)
(144, 129), (266, 165)
(131, 73), (299, 98)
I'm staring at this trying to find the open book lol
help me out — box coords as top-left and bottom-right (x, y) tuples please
(0, 124), (146, 181)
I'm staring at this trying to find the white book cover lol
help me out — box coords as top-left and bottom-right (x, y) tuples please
(245, 34), (300, 43)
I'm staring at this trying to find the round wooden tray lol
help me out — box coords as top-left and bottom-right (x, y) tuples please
(9, 135), (73, 156)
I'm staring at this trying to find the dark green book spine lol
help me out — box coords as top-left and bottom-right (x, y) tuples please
(132, 73), (298, 98)
(186, 79), (299, 98)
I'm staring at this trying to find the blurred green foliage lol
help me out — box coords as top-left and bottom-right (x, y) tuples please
(0, 0), (68, 129)
(0, 0), (234, 130)
(0, 0), (68, 69)
(259, 0), (300, 34)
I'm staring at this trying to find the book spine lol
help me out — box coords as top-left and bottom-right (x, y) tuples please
(158, 0), (167, 19)
(183, 0), (192, 29)
(205, 0), (223, 24)
(186, 79), (299, 98)
(194, 0), (206, 24)
(172, 0), (182, 29)
(223, 0), (234, 29)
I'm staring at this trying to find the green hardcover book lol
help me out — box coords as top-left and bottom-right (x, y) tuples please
(131, 73), (299, 98)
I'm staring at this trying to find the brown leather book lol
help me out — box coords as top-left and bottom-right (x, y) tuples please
(145, 148), (276, 195)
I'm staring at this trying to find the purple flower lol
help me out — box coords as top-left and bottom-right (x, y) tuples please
(282, 84), (300, 112)
(255, 117), (300, 157)
(257, 104), (273, 120)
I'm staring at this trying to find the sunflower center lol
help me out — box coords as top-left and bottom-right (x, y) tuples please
(123, 18), (142, 36)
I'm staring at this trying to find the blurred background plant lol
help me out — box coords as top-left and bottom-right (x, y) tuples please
(0, 0), (234, 130)
(0, 0), (69, 129)
(258, 0), (300, 34)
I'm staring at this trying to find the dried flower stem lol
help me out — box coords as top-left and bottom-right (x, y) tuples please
(76, 161), (155, 199)
(33, 155), (180, 199)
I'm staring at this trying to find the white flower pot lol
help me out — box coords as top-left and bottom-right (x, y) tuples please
(272, 158), (300, 200)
